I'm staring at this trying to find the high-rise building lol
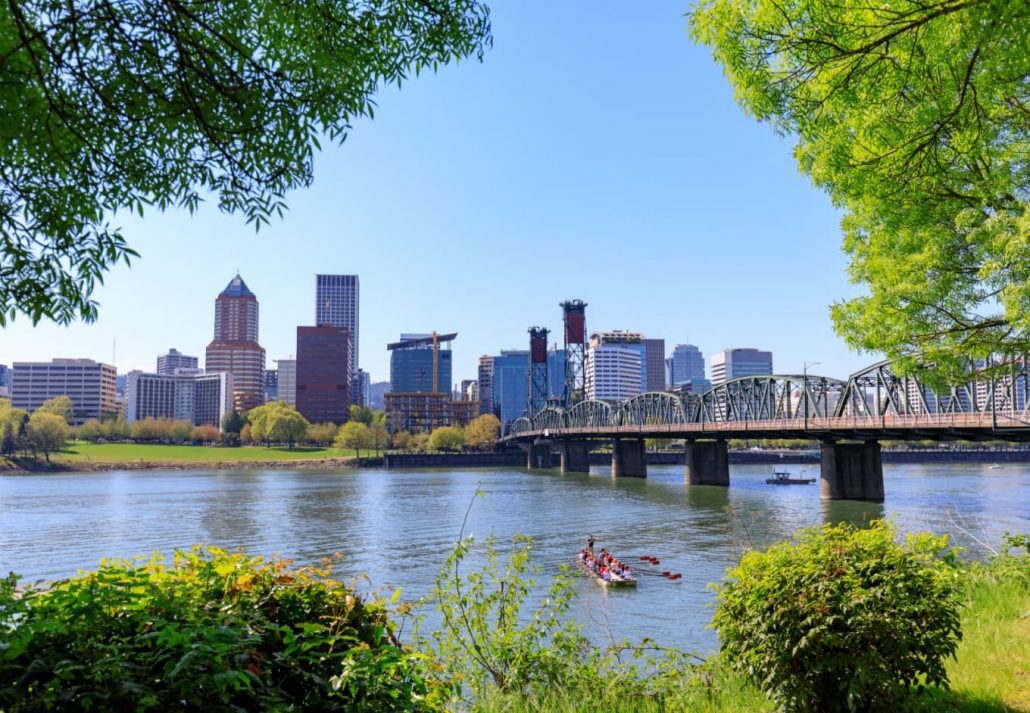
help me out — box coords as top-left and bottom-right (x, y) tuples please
(389, 334), (454, 394)
(642, 338), (666, 392)
(11, 359), (117, 425)
(126, 370), (232, 427)
(276, 359), (297, 406)
(264, 369), (279, 402)
(368, 381), (389, 410)
(588, 331), (647, 396)
(461, 379), (479, 402)
(205, 274), (266, 411)
(157, 348), (198, 376)
(585, 346), (642, 401)
(669, 344), (705, 391)
(710, 348), (773, 385)
(488, 349), (566, 432)
(0, 364), (9, 397)
(296, 325), (351, 423)
(315, 274), (359, 379)
(477, 355), (494, 416)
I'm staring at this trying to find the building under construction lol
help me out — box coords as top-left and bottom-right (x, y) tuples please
(385, 332), (477, 433)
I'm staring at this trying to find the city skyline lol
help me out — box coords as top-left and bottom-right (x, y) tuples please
(0, 2), (871, 385)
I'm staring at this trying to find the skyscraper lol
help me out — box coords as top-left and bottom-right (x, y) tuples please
(276, 359), (297, 406)
(315, 274), (359, 381)
(642, 338), (666, 392)
(157, 348), (198, 376)
(710, 348), (773, 385)
(205, 274), (266, 411)
(296, 325), (351, 423)
(669, 344), (705, 391)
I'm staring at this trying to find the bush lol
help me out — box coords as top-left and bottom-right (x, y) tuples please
(712, 521), (962, 712)
(0, 548), (438, 711)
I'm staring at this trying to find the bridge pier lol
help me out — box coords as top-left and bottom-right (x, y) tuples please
(612, 439), (647, 478)
(557, 441), (591, 473)
(523, 443), (552, 469)
(820, 441), (884, 502)
(684, 440), (730, 486)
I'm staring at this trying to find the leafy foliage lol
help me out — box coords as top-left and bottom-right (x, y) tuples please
(247, 401), (310, 448)
(428, 425), (465, 451)
(34, 396), (72, 422)
(0, 548), (439, 711)
(712, 521), (962, 712)
(0, 0), (492, 325)
(335, 420), (371, 455)
(689, 0), (1029, 379)
(464, 414), (501, 449)
(25, 411), (69, 460)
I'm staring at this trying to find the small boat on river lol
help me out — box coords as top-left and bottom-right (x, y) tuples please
(576, 550), (637, 587)
(766, 467), (815, 485)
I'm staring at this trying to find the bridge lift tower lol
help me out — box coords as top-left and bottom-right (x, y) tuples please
(560, 300), (587, 407)
(528, 327), (549, 414)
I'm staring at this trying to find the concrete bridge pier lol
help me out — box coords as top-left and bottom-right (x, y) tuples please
(684, 440), (730, 486)
(612, 439), (647, 478)
(820, 441), (884, 501)
(521, 442), (552, 469)
(557, 441), (591, 473)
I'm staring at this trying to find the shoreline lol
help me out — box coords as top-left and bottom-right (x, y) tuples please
(4, 446), (1030, 473)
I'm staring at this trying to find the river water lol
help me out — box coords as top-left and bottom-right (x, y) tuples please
(1, 463), (1026, 654)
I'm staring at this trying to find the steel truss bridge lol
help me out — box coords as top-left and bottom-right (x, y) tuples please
(504, 359), (1030, 501)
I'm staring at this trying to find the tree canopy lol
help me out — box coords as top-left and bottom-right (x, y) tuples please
(0, 0), (491, 325)
(690, 0), (1028, 381)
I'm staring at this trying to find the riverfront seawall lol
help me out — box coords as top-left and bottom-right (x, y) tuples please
(384, 448), (1030, 469)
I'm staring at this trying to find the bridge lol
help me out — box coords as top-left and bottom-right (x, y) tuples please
(503, 358), (1030, 501)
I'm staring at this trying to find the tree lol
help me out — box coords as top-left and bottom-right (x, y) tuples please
(334, 421), (370, 456)
(392, 431), (414, 451)
(306, 422), (339, 446)
(169, 420), (194, 443)
(428, 425), (464, 452)
(464, 414), (500, 450)
(76, 419), (103, 442)
(190, 425), (220, 443)
(265, 409), (310, 449)
(36, 396), (73, 423)
(690, 0), (1028, 381)
(369, 422), (389, 456)
(221, 411), (245, 435)
(27, 411), (70, 461)
(348, 404), (376, 426)
(0, 402), (28, 457)
(1, 1), (491, 326)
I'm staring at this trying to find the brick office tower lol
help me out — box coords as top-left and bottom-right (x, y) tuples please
(205, 274), (266, 412)
(296, 325), (350, 423)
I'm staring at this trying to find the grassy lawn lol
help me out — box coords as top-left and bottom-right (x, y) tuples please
(57, 442), (364, 464)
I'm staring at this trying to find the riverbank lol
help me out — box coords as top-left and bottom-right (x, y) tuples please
(470, 559), (1029, 712)
(0, 442), (383, 473)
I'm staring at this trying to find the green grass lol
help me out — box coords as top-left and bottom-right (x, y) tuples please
(470, 564), (1029, 713)
(56, 442), (365, 464)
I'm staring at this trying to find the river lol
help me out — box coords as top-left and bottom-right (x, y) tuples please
(1, 463), (1026, 654)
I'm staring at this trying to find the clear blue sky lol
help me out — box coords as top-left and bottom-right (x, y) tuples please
(0, 1), (876, 386)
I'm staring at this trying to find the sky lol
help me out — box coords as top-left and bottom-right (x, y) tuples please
(0, 1), (878, 387)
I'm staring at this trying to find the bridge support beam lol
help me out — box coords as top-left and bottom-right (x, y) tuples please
(820, 441), (884, 502)
(558, 441), (591, 473)
(524, 443), (552, 469)
(612, 439), (646, 478)
(684, 440), (729, 486)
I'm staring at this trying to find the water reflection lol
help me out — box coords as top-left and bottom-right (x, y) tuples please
(0, 463), (1024, 654)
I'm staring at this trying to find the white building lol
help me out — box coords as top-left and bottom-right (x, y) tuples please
(586, 345), (643, 401)
(710, 348), (773, 386)
(276, 359), (297, 406)
(315, 274), (359, 379)
(157, 348), (199, 376)
(126, 370), (232, 427)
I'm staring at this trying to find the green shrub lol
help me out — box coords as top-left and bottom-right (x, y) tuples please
(0, 548), (438, 711)
(712, 521), (962, 712)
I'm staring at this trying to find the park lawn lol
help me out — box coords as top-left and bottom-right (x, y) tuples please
(57, 442), (364, 464)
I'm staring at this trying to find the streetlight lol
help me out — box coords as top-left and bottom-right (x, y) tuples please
(803, 361), (821, 431)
